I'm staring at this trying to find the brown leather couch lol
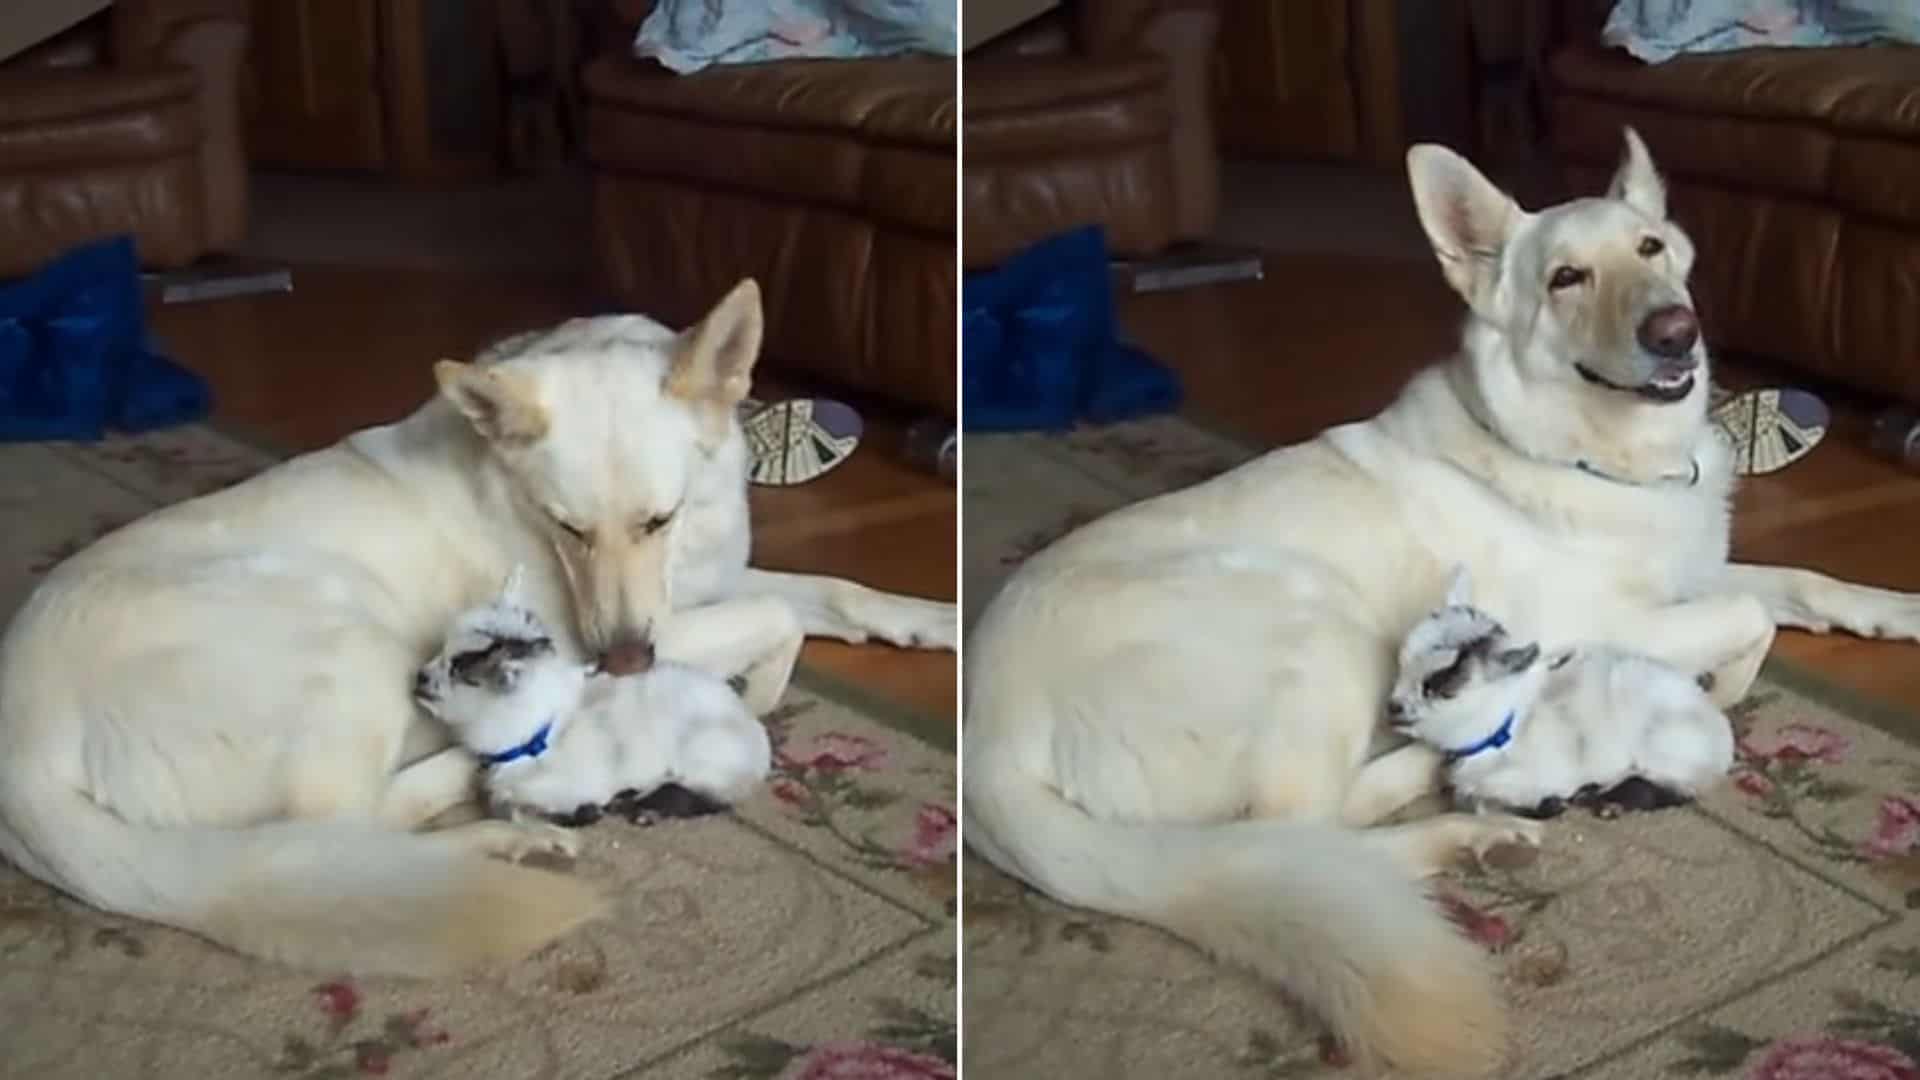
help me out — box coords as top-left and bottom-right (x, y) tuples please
(585, 3), (955, 415)
(1545, 2), (1920, 406)
(962, 0), (1221, 270)
(0, 0), (250, 279)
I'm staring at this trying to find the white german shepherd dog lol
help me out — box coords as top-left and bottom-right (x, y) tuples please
(962, 131), (1920, 1075)
(0, 281), (955, 976)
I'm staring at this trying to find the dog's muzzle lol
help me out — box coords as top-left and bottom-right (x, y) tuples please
(598, 635), (656, 677)
(1636, 304), (1699, 360)
(1575, 304), (1702, 405)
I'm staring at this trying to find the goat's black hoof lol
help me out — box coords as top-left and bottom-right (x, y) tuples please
(548, 802), (604, 828)
(631, 783), (730, 820)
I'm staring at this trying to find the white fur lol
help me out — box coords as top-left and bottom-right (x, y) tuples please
(416, 570), (771, 818)
(1389, 568), (1734, 812)
(0, 280), (955, 975)
(962, 131), (1920, 1076)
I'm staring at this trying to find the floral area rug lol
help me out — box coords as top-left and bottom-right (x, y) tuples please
(0, 427), (955, 1079)
(962, 416), (1920, 1079)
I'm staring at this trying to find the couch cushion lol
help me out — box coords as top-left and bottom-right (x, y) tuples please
(0, 66), (198, 172)
(1550, 43), (1920, 128)
(586, 54), (954, 235)
(964, 54), (1167, 158)
(961, 54), (1172, 267)
(1551, 43), (1920, 224)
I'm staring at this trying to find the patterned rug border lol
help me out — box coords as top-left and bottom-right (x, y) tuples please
(1559, 802), (1907, 1079)
(186, 418), (954, 754)
(612, 809), (949, 1079)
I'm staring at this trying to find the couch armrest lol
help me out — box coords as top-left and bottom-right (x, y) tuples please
(1545, 0), (1613, 54)
(603, 0), (658, 53)
(108, 0), (247, 67)
(111, 0), (249, 252)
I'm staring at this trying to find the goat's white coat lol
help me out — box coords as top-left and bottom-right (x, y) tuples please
(1389, 569), (1735, 812)
(416, 571), (771, 818)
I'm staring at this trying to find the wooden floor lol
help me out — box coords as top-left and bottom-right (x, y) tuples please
(1117, 253), (1920, 715)
(147, 264), (958, 723)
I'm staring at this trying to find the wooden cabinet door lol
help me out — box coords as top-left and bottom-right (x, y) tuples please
(245, 0), (387, 171)
(1210, 0), (1408, 168)
(1212, 1), (1359, 161)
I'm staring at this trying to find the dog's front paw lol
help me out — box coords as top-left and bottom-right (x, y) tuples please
(870, 597), (958, 651)
(1858, 587), (1920, 642)
(474, 820), (583, 863)
(1467, 814), (1545, 864)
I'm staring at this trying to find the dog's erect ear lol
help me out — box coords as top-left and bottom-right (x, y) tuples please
(1608, 127), (1667, 221)
(1407, 144), (1524, 316)
(436, 360), (549, 447)
(668, 279), (762, 415)
(1444, 564), (1474, 608)
(1494, 642), (1541, 674)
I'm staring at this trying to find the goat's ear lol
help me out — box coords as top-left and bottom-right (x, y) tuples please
(499, 564), (527, 604)
(1444, 565), (1473, 608)
(1494, 643), (1541, 674)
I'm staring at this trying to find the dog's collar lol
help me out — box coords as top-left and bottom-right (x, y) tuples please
(1444, 711), (1516, 765)
(479, 719), (554, 767)
(1464, 404), (1699, 488)
(1575, 456), (1699, 488)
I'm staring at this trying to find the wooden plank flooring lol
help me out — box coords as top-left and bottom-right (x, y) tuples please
(1117, 253), (1920, 715)
(147, 264), (957, 723)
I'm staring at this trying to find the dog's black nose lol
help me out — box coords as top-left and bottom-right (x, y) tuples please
(598, 636), (655, 677)
(412, 670), (433, 699)
(1637, 304), (1699, 360)
(1385, 700), (1406, 724)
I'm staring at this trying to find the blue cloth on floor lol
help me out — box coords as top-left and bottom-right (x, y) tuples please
(0, 236), (210, 442)
(963, 226), (1180, 432)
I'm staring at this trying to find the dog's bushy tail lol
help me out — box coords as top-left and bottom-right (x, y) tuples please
(1, 781), (603, 976)
(965, 762), (1508, 1077)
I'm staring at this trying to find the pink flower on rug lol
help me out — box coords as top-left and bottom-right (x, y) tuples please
(792, 1041), (955, 1080)
(901, 804), (957, 865)
(398, 1007), (451, 1048)
(1747, 1035), (1920, 1080)
(1435, 894), (1513, 952)
(1865, 795), (1920, 859)
(771, 778), (812, 808)
(1741, 723), (1850, 765)
(1733, 770), (1775, 799)
(788, 732), (887, 773)
(314, 980), (360, 1025)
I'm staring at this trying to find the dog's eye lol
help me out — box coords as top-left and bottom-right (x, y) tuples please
(552, 517), (590, 545)
(634, 511), (674, 538)
(1548, 266), (1590, 290)
(1637, 236), (1665, 258)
